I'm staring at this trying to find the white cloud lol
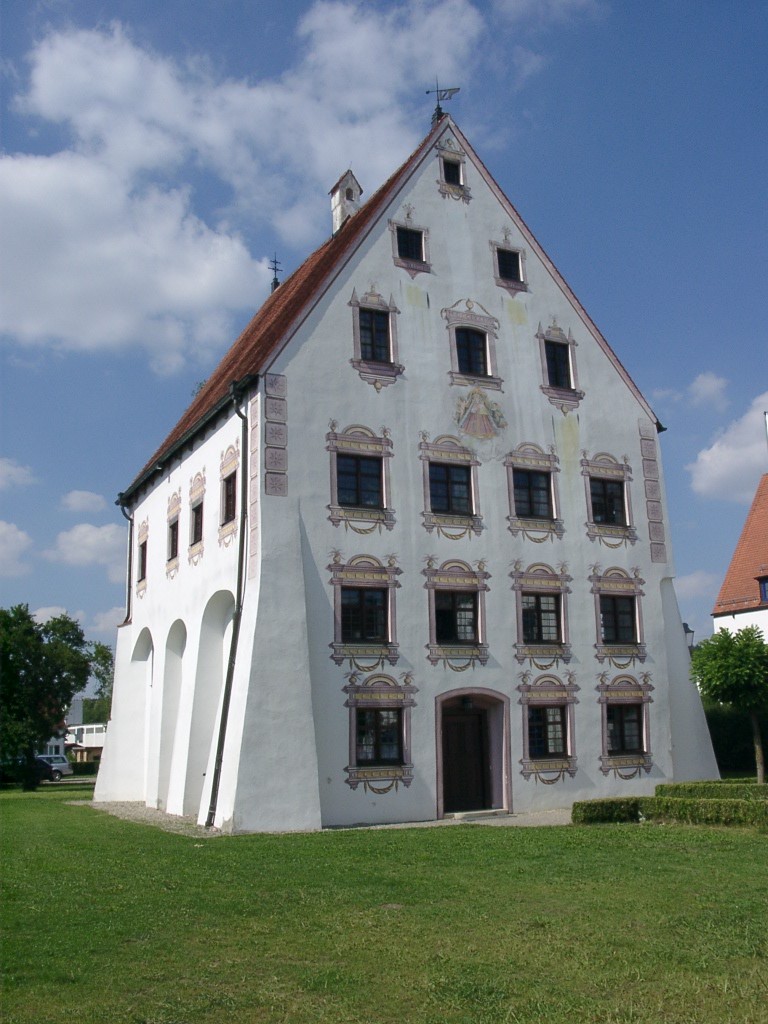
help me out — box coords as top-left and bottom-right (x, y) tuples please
(0, 457), (36, 490)
(494, 0), (604, 27)
(91, 606), (125, 637)
(1, 6), (486, 371)
(512, 46), (548, 88)
(0, 520), (33, 576)
(688, 371), (729, 412)
(674, 571), (720, 601)
(44, 523), (125, 583)
(61, 490), (108, 513)
(33, 605), (69, 623)
(687, 391), (768, 503)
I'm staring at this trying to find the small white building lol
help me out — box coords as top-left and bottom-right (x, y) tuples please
(95, 115), (717, 832)
(712, 473), (768, 638)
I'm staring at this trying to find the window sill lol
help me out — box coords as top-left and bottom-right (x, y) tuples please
(165, 557), (179, 580)
(494, 276), (528, 295)
(345, 763), (413, 792)
(515, 643), (572, 666)
(520, 756), (577, 781)
(330, 642), (399, 668)
(507, 515), (564, 541)
(438, 181), (472, 204)
(393, 256), (431, 278)
(188, 540), (204, 566)
(218, 519), (237, 548)
(449, 371), (503, 391)
(328, 504), (396, 533)
(422, 511), (483, 539)
(427, 643), (488, 667)
(599, 753), (652, 777)
(540, 384), (585, 414)
(594, 643), (647, 665)
(586, 522), (638, 547)
(350, 358), (404, 391)
(136, 579), (147, 599)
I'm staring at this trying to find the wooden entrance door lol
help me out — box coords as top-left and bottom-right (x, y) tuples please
(442, 708), (490, 813)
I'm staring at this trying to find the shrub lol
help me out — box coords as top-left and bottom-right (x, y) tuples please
(655, 782), (767, 801)
(572, 794), (768, 828)
(571, 798), (642, 824)
(71, 761), (99, 776)
(703, 701), (768, 773)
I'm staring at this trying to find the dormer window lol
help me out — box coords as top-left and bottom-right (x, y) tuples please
(759, 577), (768, 604)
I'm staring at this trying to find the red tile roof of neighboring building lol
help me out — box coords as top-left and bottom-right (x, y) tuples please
(121, 116), (659, 503)
(712, 473), (768, 616)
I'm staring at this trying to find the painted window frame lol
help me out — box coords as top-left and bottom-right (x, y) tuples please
(166, 489), (181, 579)
(490, 237), (528, 295)
(327, 423), (395, 533)
(389, 217), (431, 278)
(581, 452), (638, 547)
(505, 443), (564, 542)
(510, 561), (572, 666)
(435, 137), (472, 203)
(188, 471), (205, 565)
(537, 321), (584, 413)
(442, 299), (503, 390)
(423, 557), (490, 668)
(590, 566), (646, 666)
(419, 434), (482, 539)
(348, 288), (403, 390)
(218, 444), (239, 547)
(135, 518), (148, 597)
(343, 672), (417, 792)
(518, 671), (579, 781)
(328, 553), (401, 668)
(597, 673), (654, 777)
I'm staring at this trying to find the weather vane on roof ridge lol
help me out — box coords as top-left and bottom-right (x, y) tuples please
(269, 253), (282, 294)
(426, 79), (460, 126)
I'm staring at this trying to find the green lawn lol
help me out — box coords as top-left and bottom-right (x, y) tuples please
(1, 786), (767, 1024)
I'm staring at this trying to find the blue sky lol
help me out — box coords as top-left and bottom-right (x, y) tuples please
(1, 0), (766, 651)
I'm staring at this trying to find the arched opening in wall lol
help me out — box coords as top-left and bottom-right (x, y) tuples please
(130, 628), (154, 800)
(183, 591), (235, 817)
(436, 689), (509, 817)
(157, 620), (186, 811)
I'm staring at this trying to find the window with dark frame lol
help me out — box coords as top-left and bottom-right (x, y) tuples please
(355, 707), (403, 765)
(600, 595), (637, 644)
(358, 308), (391, 363)
(137, 540), (148, 582)
(221, 472), (237, 525)
(513, 468), (553, 519)
(545, 340), (572, 389)
(429, 463), (472, 515)
(590, 477), (626, 526)
(435, 590), (477, 644)
(443, 159), (461, 185)
(528, 705), (567, 758)
(521, 593), (561, 644)
(191, 502), (204, 546)
(396, 226), (424, 262)
(455, 327), (488, 376)
(167, 519), (179, 562)
(337, 455), (383, 509)
(759, 577), (768, 603)
(607, 703), (643, 754)
(497, 248), (522, 283)
(341, 587), (387, 643)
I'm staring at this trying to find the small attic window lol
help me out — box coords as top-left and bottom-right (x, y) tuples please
(345, 187), (354, 201)
(443, 159), (461, 185)
(758, 577), (768, 603)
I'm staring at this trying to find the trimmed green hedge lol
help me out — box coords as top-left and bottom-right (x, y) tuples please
(71, 761), (99, 776)
(655, 782), (767, 801)
(572, 794), (768, 827)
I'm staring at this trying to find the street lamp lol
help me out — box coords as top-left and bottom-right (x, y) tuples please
(683, 622), (695, 652)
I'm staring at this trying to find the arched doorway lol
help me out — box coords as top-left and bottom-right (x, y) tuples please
(437, 689), (510, 816)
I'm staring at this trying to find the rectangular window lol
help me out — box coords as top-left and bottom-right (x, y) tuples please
(396, 227), (424, 262)
(521, 594), (561, 643)
(429, 463), (472, 515)
(600, 595), (637, 643)
(545, 340), (572, 389)
(513, 469), (553, 519)
(590, 477), (626, 526)
(167, 519), (179, 561)
(759, 578), (768, 603)
(191, 502), (204, 545)
(497, 248), (522, 283)
(358, 309), (391, 363)
(528, 706), (566, 758)
(221, 472), (237, 525)
(137, 540), (147, 582)
(607, 704), (643, 754)
(341, 587), (387, 643)
(455, 327), (488, 376)
(337, 455), (383, 509)
(356, 708), (403, 765)
(435, 590), (477, 644)
(443, 159), (461, 185)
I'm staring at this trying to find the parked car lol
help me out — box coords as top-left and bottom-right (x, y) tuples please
(37, 754), (73, 781)
(1, 756), (56, 783)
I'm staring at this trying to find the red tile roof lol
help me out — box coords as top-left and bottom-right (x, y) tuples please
(122, 115), (659, 502)
(713, 473), (768, 616)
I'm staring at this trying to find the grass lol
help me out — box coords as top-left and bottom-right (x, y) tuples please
(1, 785), (767, 1024)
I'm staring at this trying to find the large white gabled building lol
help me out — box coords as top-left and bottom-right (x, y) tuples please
(95, 115), (717, 832)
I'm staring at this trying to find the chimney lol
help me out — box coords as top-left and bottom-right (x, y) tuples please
(329, 170), (363, 234)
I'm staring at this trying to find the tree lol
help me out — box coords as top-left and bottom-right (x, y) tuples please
(691, 626), (768, 784)
(0, 605), (94, 789)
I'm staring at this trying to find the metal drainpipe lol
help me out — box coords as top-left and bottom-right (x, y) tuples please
(205, 378), (253, 828)
(116, 495), (134, 624)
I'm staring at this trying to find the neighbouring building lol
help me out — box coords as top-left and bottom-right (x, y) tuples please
(712, 473), (768, 638)
(95, 114), (717, 832)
